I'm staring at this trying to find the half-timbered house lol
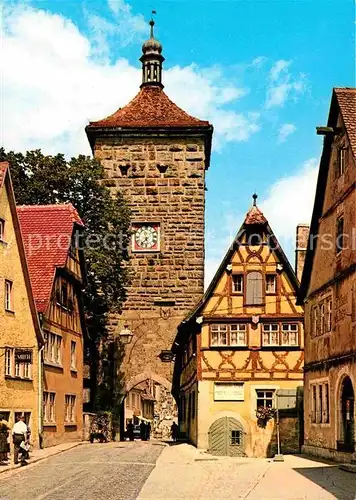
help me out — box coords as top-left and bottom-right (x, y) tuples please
(172, 197), (304, 457)
(299, 88), (356, 463)
(18, 204), (86, 447)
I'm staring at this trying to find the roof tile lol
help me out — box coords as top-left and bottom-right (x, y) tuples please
(17, 204), (83, 313)
(87, 86), (211, 129)
(334, 88), (356, 157)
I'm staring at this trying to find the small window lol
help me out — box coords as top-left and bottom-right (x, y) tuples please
(61, 283), (68, 308)
(266, 275), (276, 294)
(281, 324), (298, 346)
(70, 341), (76, 369)
(0, 219), (5, 241)
(5, 349), (12, 376)
(320, 303), (325, 335)
(44, 333), (62, 365)
(64, 395), (76, 423)
(211, 325), (228, 346)
(248, 233), (262, 246)
(43, 391), (56, 423)
(231, 430), (242, 445)
(246, 272), (263, 305)
(232, 275), (243, 294)
(337, 147), (347, 177)
(262, 324), (279, 346)
(5, 280), (13, 311)
(311, 305), (318, 338)
(324, 383), (329, 424)
(326, 297), (332, 332)
(317, 385), (323, 424)
(230, 324), (247, 346)
(312, 385), (317, 423)
(336, 217), (344, 253)
(256, 390), (275, 409)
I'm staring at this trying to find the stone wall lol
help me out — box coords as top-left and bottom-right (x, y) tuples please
(93, 134), (207, 405)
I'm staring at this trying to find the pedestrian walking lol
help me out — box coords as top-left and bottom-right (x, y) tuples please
(126, 420), (134, 441)
(171, 422), (178, 442)
(146, 422), (151, 441)
(12, 415), (28, 464)
(140, 421), (146, 441)
(0, 414), (9, 464)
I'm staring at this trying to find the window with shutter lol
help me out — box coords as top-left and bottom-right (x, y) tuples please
(246, 272), (263, 305)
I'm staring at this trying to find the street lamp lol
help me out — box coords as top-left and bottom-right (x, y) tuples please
(119, 325), (133, 345)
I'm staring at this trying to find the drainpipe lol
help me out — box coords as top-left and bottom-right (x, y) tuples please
(38, 345), (44, 449)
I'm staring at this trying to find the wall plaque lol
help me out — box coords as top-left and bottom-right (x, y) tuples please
(15, 349), (32, 363)
(214, 383), (244, 401)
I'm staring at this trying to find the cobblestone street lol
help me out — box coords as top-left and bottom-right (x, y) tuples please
(0, 442), (355, 500)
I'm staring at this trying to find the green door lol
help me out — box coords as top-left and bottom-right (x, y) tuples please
(208, 417), (245, 456)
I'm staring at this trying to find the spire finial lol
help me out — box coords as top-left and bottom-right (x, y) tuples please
(252, 193), (258, 206)
(150, 10), (156, 38)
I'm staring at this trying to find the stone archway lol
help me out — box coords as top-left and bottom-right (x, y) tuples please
(121, 372), (176, 441)
(337, 375), (355, 453)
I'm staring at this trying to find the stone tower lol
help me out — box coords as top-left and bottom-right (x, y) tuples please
(86, 19), (213, 436)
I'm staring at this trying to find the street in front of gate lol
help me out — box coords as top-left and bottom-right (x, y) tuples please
(0, 442), (354, 500)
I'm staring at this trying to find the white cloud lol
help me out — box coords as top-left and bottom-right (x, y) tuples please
(1, 4), (259, 157)
(278, 123), (297, 143)
(260, 158), (318, 253)
(266, 60), (307, 109)
(204, 158), (318, 287)
(251, 56), (268, 67)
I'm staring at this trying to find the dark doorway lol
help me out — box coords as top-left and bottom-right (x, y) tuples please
(337, 376), (355, 453)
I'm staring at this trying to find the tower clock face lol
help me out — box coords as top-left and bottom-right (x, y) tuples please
(132, 224), (160, 252)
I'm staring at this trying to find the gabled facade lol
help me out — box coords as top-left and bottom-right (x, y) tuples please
(85, 19), (213, 438)
(299, 88), (356, 463)
(172, 199), (304, 457)
(17, 204), (86, 447)
(0, 162), (44, 448)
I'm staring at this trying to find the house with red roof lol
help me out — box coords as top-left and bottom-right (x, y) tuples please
(0, 162), (44, 449)
(299, 88), (356, 463)
(17, 204), (86, 447)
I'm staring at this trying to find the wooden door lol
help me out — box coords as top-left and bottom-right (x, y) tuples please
(208, 417), (245, 456)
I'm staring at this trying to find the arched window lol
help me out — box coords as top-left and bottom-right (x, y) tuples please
(246, 271), (263, 305)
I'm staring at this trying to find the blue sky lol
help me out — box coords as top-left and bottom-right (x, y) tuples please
(1, 0), (355, 285)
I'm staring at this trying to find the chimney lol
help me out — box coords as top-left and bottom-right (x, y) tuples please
(295, 224), (309, 282)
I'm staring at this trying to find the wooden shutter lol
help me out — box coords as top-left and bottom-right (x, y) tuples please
(246, 272), (263, 305)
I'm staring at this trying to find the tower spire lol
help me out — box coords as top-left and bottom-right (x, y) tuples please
(252, 193), (258, 206)
(140, 12), (165, 88)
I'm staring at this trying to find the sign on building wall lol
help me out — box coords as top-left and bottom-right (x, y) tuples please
(15, 349), (32, 363)
(214, 383), (244, 401)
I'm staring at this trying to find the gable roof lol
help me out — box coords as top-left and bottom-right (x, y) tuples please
(0, 162), (44, 346)
(17, 204), (84, 313)
(298, 87), (356, 303)
(86, 86), (211, 130)
(180, 202), (299, 329)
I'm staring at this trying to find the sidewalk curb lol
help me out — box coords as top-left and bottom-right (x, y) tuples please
(0, 441), (85, 475)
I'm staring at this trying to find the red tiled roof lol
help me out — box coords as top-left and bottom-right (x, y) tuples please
(244, 205), (267, 225)
(17, 204), (83, 313)
(334, 88), (356, 157)
(87, 86), (211, 129)
(0, 162), (8, 188)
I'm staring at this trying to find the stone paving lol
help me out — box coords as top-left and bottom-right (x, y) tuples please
(138, 443), (356, 500)
(0, 441), (164, 500)
(0, 441), (355, 499)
